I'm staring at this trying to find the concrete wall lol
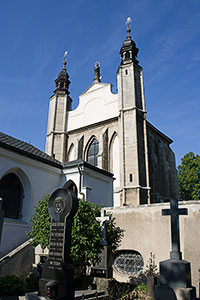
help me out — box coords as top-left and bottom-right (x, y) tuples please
(0, 240), (34, 277)
(106, 201), (200, 290)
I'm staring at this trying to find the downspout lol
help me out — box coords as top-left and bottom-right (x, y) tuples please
(78, 164), (85, 201)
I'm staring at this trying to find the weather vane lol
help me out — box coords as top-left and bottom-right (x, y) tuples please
(64, 50), (68, 62)
(126, 17), (132, 25)
(126, 17), (132, 36)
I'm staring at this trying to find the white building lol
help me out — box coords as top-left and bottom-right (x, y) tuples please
(0, 132), (113, 257)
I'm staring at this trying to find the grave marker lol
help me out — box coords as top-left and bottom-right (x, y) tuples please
(155, 199), (196, 300)
(39, 187), (78, 300)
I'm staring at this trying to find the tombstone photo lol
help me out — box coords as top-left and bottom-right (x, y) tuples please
(39, 187), (78, 300)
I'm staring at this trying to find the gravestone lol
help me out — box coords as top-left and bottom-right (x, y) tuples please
(39, 187), (78, 300)
(91, 209), (112, 278)
(154, 199), (196, 300)
(0, 198), (5, 248)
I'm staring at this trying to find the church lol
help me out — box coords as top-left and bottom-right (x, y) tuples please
(45, 23), (179, 207)
(0, 23), (200, 289)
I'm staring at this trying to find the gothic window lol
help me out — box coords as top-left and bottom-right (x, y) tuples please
(87, 138), (99, 167)
(113, 250), (144, 275)
(0, 173), (23, 219)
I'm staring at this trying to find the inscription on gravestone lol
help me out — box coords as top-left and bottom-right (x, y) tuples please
(39, 187), (78, 300)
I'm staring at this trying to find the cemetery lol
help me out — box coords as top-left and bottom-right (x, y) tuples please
(0, 13), (200, 300)
(0, 181), (199, 299)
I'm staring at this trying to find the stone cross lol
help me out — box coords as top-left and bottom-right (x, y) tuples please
(162, 198), (188, 260)
(96, 209), (111, 246)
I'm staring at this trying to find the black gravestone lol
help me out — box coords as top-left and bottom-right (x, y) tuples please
(39, 188), (78, 300)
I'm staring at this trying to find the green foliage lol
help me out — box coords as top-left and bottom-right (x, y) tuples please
(0, 275), (26, 296)
(71, 200), (103, 269)
(136, 282), (147, 292)
(106, 213), (124, 252)
(28, 195), (51, 249)
(177, 152), (200, 200)
(28, 196), (124, 272)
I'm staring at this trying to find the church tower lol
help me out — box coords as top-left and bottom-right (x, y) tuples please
(46, 54), (72, 162)
(117, 20), (150, 205)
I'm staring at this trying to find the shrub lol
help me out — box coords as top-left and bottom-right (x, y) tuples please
(0, 275), (26, 296)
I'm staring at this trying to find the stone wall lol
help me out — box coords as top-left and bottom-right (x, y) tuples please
(107, 201), (200, 290)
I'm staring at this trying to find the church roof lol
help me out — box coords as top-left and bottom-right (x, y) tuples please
(146, 121), (173, 144)
(0, 131), (62, 168)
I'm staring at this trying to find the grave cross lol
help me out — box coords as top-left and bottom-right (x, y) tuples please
(162, 198), (188, 260)
(96, 209), (111, 246)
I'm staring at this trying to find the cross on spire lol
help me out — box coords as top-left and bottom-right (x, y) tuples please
(96, 209), (111, 246)
(126, 17), (132, 37)
(162, 199), (188, 260)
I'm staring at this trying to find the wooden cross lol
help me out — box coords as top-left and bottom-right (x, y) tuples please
(162, 198), (188, 260)
(96, 209), (111, 246)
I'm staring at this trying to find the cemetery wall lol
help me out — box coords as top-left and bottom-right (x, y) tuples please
(107, 200), (200, 290)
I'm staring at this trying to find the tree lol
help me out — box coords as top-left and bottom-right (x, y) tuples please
(177, 152), (200, 200)
(28, 195), (124, 270)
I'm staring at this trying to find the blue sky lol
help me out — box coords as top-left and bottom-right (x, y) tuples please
(0, 0), (200, 166)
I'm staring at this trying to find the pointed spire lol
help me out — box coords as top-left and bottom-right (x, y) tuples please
(120, 17), (139, 65)
(94, 61), (101, 83)
(54, 51), (71, 95)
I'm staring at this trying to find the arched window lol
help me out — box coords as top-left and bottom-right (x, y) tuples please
(87, 138), (99, 167)
(0, 173), (23, 219)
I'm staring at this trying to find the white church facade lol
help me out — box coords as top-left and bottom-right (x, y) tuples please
(45, 24), (179, 207)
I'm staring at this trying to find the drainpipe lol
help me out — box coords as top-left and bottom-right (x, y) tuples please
(78, 164), (85, 201)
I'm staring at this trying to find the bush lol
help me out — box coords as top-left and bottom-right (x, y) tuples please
(0, 275), (27, 296)
(28, 196), (124, 274)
